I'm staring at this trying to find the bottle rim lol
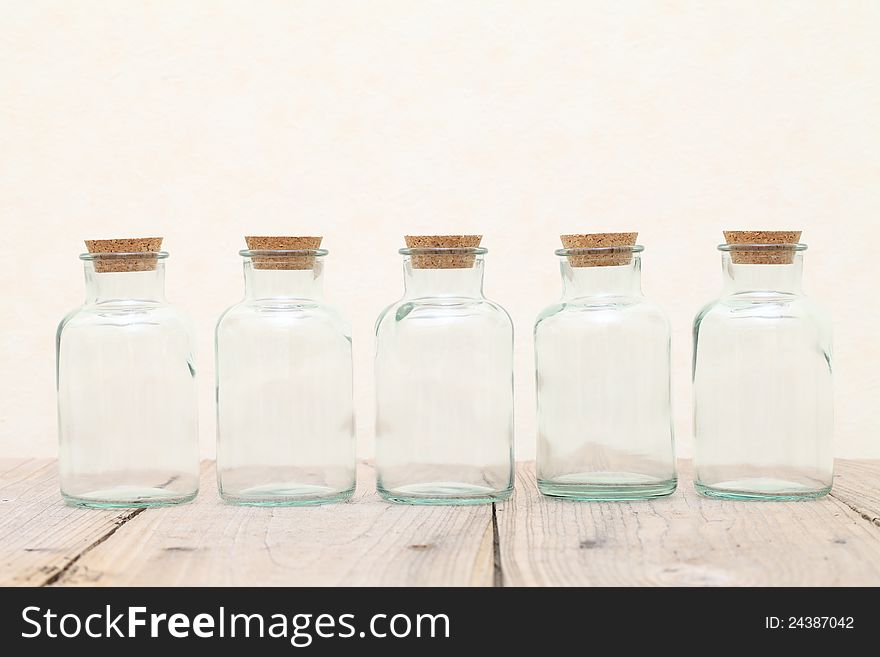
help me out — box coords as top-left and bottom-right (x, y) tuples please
(399, 246), (488, 256)
(80, 251), (169, 261)
(239, 248), (329, 258)
(555, 245), (644, 257)
(718, 242), (807, 252)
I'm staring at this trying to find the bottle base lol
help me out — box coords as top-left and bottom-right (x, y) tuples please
(695, 479), (831, 501)
(63, 487), (198, 509)
(220, 483), (355, 506)
(538, 476), (677, 501)
(378, 481), (512, 505)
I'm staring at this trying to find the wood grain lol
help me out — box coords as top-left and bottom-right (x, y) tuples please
(39, 461), (495, 587)
(496, 460), (880, 586)
(3, 458), (879, 587)
(829, 460), (880, 527)
(0, 459), (144, 586)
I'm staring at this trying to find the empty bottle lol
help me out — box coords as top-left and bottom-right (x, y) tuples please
(215, 236), (356, 505)
(375, 235), (514, 504)
(57, 238), (200, 507)
(535, 233), (677, 499)
(693, 231), (833, 499)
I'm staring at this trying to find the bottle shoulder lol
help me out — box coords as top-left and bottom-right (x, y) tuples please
(376, 296), (512, 333)
(57, 306), (83, 334)
(535, 295), (668, 330)
(695, 292), (829, 317)
(59, 301), (191, 329)
(379, 295), (511, 314)
(57, 303), (195, 354)
(694, 293), (832, 333)
(217, 298), (351, 334)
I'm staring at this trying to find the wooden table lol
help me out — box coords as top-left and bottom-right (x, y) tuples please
(2, 459), (878, 586)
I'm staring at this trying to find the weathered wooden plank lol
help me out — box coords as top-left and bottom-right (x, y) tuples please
(0, 459), (144, 586)
(50, 461), (495, 587)
(496, 460), (880, 586)
(829, 460), (880, 527)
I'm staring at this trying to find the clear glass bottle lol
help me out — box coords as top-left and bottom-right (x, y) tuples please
(57, 238), (200, 507)
(216, 237), (355, 505)
(375, 235), (514, 504)
(693, 231), (833, 500)
(535, 233), (677, 500)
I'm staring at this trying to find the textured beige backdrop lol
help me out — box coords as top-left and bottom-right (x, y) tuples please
(1, 1), (878, 460)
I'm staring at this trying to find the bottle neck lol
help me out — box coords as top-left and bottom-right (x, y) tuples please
(84, 262), (167, 303)
(243, 260), (325, 300)
(402, 257), (485, 299)
(560, 257), (643, 299)
(721, 253), (804, 295)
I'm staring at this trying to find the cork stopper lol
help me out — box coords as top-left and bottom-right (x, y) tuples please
(560, 233), (638, 267)
(723, 231), (802, 264)
(404, 235), (483, 269)
(84, 237), (163, 273)
(244, 236), (323, 270)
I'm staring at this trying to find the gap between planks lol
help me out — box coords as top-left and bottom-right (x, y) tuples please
(491, 503), (504, 587)
(41, 508), (145, 586)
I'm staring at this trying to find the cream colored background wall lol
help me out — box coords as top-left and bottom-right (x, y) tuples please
(1, 1), (877, 460)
